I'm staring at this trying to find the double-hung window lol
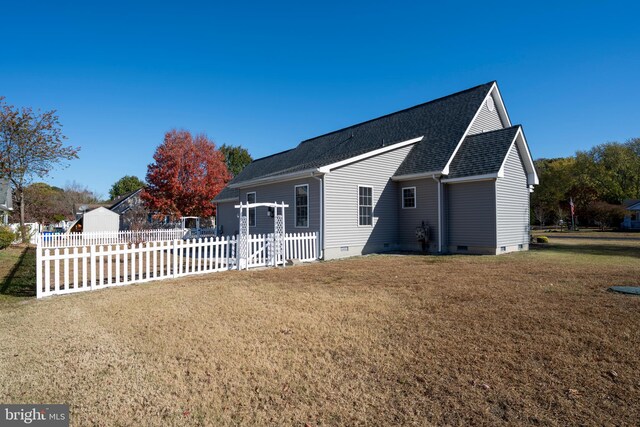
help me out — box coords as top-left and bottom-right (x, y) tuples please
(402, 187), (416, 209)
(295, 185), (309, 228)
(358, 186), (373, 226)
(246, 192), (256, 227)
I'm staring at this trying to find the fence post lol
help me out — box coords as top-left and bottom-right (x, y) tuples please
(230, 236), (236, 270)
(172, 239), (178, 278)
(90, 245), (96, 290)
(36, 245), (42, 298)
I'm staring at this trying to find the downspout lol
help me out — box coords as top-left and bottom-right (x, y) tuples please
(432, 174), (442, 253)
(312, 175), (324, 259)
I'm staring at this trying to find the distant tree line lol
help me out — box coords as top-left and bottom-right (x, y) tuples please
(8, 181), (100, 225)
(532, 138), (640, 229)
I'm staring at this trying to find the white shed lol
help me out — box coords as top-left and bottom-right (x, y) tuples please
(70, 207), (120, 233)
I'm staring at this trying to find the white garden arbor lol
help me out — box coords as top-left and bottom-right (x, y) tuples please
(234, 201), (288, 270)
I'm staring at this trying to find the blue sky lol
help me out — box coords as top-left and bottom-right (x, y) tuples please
(1, 1), (639, 198)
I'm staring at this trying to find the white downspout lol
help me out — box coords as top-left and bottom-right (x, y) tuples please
(432, 174), (442, 253)
(312, 175), (324, 259)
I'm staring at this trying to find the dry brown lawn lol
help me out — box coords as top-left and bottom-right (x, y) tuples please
(1, 235), (639, 426)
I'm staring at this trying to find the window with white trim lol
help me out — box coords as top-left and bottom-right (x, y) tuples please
(246, 192), (256, 227)
(358, 186), (373, 226)
(294, 184), (309, 227)
(402, 187), (416, 209)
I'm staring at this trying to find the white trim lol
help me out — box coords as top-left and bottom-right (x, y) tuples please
(230, 169), (319, 189)
(318, 136), (424, 173)
(357, 185), (374, 227)
(432, 175), (442, 253)
(246, 192), (256, 227)
(293, 184), (309, 228)
(442, 82), (513, 175)
(494, 180), (499, 247)
(392, 171), (442, 181)
(496, 127), (539, 186)
(491, 83), (513, 129)
(401, 186), (417, 209)
(312, 175), (324, 259)
(627, 201), (640, 211)
(441, 173), (500, 184)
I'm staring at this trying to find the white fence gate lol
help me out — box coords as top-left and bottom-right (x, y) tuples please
(36, 230), (319, 298)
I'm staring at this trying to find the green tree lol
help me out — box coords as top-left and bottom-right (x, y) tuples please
(575, 142), (639, 204)
(531, 158), (577, 225)
(19, 182), (65, 224)
(220, 144), (252, 177)
(109, 175), (145, 199)
(0, 97), (79, 240)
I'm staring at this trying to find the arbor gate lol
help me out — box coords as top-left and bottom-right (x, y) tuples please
(235, 202), (288, 270)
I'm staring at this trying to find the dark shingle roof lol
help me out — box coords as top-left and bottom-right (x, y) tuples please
(108, 188), (143, 210)
(215, 186), (239, 201)
(215, 82), (495, 201)
(624, 199), (640, 209)
(447, 126), (520, 179)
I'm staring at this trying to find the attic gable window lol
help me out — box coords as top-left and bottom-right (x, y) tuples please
(358, 186), (373, 226)
(402, 187), (416, 209)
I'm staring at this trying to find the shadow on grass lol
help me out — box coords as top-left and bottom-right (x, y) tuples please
(0, 247), (37, 298)
(531, 243), (640, 259)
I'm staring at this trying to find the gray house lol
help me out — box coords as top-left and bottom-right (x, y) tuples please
(622, 199), (640, 230)
(214, 81), (538, 259)
(0, 179), (13, 225)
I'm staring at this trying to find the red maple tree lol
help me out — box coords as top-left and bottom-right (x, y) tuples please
(142, 129), (231, 218)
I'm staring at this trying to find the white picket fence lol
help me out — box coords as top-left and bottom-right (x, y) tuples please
(285, 232), (318, 263)
(242, 232), (318, 268)
(37, 229), (187, 248)
(36, 231), (319, 298)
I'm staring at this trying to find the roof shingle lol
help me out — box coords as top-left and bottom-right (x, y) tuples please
(215, 82), (495, 201)
(447, 126), (520, 179)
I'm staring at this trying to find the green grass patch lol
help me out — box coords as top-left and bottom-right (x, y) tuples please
(0, 246), (37, 304)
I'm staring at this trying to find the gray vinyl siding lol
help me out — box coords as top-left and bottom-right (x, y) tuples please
(216, 201), (239, 236)
(324, 145), (414, 252)
(496, 144), (530, 246)
(398, 178), (440, 251)
(446, 180), (496, 248)
(468, 94), (503, 135)
(238, 177), (321, 236)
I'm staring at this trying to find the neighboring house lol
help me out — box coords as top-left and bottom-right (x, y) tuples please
(109, 188), (143, 216)
(215, 81), (539, 259)
(68, 207), (120, 233)
(109, 188), (144, 230)
(622, 199), (640, 230)
(108, 188), (177, 229)
(0, 179), (13, 225)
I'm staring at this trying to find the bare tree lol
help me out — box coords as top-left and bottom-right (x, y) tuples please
(0, 97), (79, 240)
(533, 205), (549, 227)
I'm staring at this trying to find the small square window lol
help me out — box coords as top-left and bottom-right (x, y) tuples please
(402, 187), (416, 209)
